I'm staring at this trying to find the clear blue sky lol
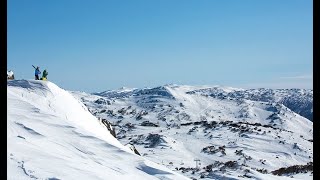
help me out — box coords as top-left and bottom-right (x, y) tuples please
(8, 0), (313, 92)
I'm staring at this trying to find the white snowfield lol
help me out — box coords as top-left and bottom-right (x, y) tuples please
(71, 85), (313, 180)
(7, 80), (190, 180)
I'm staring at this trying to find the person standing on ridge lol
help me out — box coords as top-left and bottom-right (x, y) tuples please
(32, 65), (41, 80)
(7, 70), (14, 80)
(41, 69), (48, 80)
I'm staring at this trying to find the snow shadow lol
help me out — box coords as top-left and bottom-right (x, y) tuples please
(15, 122), (43, 136)
(8, 79), (48, 91)
(136, 162), (172, 176)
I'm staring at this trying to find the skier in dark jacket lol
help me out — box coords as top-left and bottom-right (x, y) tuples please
(32, 65), (41, 80)
(41, 69), (48, 80)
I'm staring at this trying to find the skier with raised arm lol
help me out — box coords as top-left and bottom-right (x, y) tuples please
(32, 65), (41, 80)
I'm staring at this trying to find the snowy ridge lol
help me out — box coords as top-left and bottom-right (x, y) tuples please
(71, 84), (313, 180)
(186, 87), (313, 121)
(7, 80), (189, 180)
(92, 85), (312, 121)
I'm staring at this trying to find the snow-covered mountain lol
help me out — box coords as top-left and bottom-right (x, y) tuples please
(7, 80), (189, 180)
(184, 87), (313, 121)
(71, 84), (313, 180)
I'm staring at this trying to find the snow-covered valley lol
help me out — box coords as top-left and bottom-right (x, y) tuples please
(71, 84), (313, 180)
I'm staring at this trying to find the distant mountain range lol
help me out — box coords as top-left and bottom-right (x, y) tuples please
(184, 87), (313, 121)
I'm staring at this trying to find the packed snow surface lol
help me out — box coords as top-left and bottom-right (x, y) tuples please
(7, 80), (189, 180)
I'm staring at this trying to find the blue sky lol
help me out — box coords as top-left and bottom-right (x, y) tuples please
(8, 0), (313, 92)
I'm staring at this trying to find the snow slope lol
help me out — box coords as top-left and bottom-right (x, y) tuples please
(7, 80), (189, 180)
(71, 85), (313, 180)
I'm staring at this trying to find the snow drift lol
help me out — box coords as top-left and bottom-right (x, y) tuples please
(7, 80), (189, 180)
